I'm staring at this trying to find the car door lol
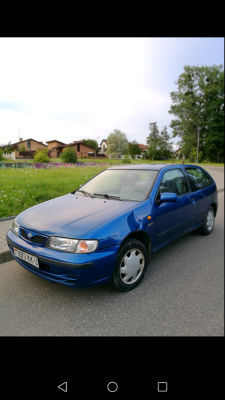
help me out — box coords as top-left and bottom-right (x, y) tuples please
(152, 168), (197, 249)
(184, 167), (215, 224)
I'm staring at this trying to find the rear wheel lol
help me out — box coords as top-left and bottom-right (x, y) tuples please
(110, 238), (148, 292)
(199, 206), (215, 235)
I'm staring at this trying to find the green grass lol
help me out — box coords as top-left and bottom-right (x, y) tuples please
(77, 158), (224, 166)
(1, 157), (223, 167)
(0, 166), (108, 218)
(0, 159), (224, 218)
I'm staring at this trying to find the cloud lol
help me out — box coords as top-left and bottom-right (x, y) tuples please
(0, 101), (32, 113)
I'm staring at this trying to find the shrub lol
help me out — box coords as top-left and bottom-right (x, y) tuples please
(33, 148), (49, 163)
(189, 148), (203, 163)
(121, 155), (132, 164)
(60, 147), (77, 163)
(20, 145), (26, 152)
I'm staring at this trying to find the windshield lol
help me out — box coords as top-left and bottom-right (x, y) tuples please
(77, 169), (158, 201)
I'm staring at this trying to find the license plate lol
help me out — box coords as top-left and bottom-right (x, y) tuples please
(14, 248), (39, 268)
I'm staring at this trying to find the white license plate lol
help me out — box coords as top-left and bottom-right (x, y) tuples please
(14, 248), (39, 268)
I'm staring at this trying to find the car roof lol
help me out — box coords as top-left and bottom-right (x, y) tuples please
(108, 164), (188, 171)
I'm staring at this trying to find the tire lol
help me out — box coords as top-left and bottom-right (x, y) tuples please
(110, 238), (148, 292)
(199, 206), (215, 235)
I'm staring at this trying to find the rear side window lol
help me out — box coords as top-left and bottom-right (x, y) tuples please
(185, 168), (212, 190)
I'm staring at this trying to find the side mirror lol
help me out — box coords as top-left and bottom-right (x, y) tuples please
(160, 192), (177, 203)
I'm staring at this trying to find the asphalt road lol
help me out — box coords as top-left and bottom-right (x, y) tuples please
(0, 192), (223, 336)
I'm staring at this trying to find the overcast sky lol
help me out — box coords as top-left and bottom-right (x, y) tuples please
(0, 38), (224, 150)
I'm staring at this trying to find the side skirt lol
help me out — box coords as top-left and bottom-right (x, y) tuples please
(152, 223), (203, 254)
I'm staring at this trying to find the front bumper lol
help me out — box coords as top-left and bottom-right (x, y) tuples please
(6, 230), (119, 288)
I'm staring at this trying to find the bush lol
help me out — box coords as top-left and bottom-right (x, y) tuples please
(0, 148), (3, 161)
(33, 148), (49, 163)
(189, 148), (203, 163)
(20, 145), (26, 152)
(60, 147), (77, 163)
(122, 155), (132, 164)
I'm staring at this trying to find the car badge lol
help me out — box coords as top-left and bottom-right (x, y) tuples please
(28, 232), (32, 238)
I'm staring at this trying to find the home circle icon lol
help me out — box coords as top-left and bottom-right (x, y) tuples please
(107, 382), (118, 392)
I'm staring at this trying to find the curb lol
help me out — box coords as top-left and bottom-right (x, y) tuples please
(0, 247), (14, 264)
(0, 216), (17, 222)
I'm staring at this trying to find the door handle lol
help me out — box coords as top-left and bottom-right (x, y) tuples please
(191, 198), (196, 205)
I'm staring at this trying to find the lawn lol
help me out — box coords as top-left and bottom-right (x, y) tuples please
(0, 165), (108, 218)
(0, 159), (223, 218)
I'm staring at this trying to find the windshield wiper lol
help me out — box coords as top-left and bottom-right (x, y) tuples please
(94, 193), (124, 201)
(76, 189), (95, 198)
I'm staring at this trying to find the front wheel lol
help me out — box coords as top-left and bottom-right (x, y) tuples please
(110, 238), (148, 292)
(199, 206), (215, 235)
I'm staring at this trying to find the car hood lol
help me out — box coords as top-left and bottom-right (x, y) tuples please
(17, 194), (139, 238)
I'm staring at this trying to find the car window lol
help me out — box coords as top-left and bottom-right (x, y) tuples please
(157, 168), (190, 198)
(185, 168), (212, 190)
(79, 169), (158, 201)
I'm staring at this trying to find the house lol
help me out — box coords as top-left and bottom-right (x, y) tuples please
(173, 148), (185, 160)
(1, 138), (48, 160)
(46, 140), (66, 158)
(99, 139), (107, 154)
(46, 140), (97, 159)
(138, 144), (148, 159)
(2, 138), (47, 152)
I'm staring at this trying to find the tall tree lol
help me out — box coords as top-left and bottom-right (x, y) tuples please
(128, 140), (141, 159)
(159, 126), (173, 159)
(105, 129), (128, 158)
(146, 122), (160, 160)
(168, 64), (224, 161)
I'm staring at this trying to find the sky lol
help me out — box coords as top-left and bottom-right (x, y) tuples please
(0, 37), (224, 151)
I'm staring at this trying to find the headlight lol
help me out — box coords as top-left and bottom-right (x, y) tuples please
(46, 237), (79, 252)
(46, 237), (98, 253)
(12, 218), (20, 236)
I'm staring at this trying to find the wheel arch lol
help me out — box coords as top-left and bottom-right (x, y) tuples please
(210, 202), (217, 217)
(119, 230), (151, 263)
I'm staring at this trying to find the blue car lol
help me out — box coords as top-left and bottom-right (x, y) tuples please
(6, 164), (218, 292)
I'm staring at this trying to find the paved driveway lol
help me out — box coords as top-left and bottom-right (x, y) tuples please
(0, 191), (223, 336)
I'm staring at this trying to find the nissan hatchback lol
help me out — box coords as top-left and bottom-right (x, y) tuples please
(6, 164), (218, 292)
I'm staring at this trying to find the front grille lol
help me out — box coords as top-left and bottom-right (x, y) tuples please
(20, 228), (48, 245)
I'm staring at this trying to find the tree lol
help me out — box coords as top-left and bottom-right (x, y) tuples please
(33, 148), (49, 163)
(146, 122), (160, 160)
(20, 145), (26, 152)
(5, 143), (13, 154)
(82, 139), (98, 149)
(128, 140), (141, 159)
(159, 126), (173, 159)
(0, 148), (3, 161)
(168, 64), (224, 161)
(60, 146), (77, 163)
(105, 129), (128, 158)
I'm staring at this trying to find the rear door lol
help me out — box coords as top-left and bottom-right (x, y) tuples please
(184, 167), (215, 224)
(152, 168), (197, 248)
